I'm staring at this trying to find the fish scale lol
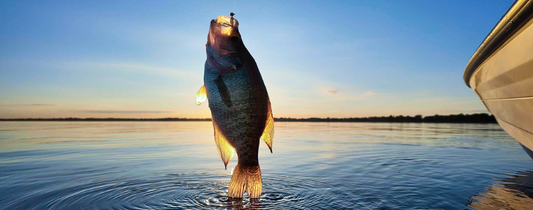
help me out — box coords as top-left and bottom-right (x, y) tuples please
(204, 57), (268, 166)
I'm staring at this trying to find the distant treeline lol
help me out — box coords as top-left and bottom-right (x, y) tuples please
(0, 117), (212, 122)
(0, 113), (497, 123)
(275, 113), (497, 123)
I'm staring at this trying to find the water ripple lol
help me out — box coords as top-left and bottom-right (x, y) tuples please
(2, 122), (533, 209)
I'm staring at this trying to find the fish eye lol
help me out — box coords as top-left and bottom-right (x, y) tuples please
(230, 36), (239, 43)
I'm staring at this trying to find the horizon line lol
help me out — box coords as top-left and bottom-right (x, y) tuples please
(0, 112), (493, 120)
(0, 113), (497, 124)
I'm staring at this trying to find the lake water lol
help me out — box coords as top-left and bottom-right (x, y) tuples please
(1, 122), (533, 209)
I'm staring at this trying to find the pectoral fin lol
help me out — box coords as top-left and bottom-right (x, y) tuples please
(196, 84), (207, 106)
(213, 120), (235, 169)
(213, 75), (232, 107)
(261, 100), (274, 153)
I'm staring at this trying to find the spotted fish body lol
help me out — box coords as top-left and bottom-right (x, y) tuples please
(205, 57), (269, 164)
(196, 15), (274, 199)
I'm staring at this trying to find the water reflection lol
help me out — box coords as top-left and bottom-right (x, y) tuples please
(468, 170), (533, 209)
(1, 122), (533, 209)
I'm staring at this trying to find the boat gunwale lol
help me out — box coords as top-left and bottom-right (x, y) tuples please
(463, 0), (533, 88)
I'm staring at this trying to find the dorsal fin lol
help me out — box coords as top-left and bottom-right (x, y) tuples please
(213, 120), (235, 169)
(261, 100), (274, 153)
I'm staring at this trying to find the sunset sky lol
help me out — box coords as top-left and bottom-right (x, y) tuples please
(0, 1), (513, 118)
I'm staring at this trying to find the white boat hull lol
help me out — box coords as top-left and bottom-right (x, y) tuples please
(466, 0), (533, 157)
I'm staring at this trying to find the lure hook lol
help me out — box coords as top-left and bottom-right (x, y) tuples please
(230, 12), (235, 26)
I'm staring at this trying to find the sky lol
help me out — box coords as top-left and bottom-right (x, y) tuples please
(0, 0), (514, 118)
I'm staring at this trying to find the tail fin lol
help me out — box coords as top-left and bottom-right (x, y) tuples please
(228, 164), (262, 199)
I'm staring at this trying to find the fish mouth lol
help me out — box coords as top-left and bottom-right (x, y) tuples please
(211, 16), (239, 36)
(206, 15), (242, 56)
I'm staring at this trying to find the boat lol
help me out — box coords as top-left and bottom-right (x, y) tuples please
(464, 0), (533, 159)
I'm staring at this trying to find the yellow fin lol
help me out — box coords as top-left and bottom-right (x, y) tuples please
(261, 101), (274, 153)
(196, 84), (207, 106)
(213, 121), (235, 169)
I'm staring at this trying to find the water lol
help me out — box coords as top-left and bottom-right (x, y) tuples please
(1, 122), (533, 209)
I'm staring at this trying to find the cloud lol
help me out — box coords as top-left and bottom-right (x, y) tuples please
(321, 88), (340, 95)
(56, 61), (199, 79)
(79, 110), (172, 114)
(0, 104), (57, 107)
(321, 88), (376, 100)
(362, 91), (376, 97)
(437, 109), (489, 114)
(469, 109), (489, 113)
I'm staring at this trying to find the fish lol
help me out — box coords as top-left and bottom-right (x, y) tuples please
(196, 14), (274, 199)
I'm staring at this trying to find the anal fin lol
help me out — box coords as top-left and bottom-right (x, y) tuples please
(196, 84), (207, 106)
(213, 120), (235, 169)
(260, 101), (274, 153)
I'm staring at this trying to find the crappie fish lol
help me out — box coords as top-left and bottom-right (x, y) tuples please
(196, 14), (274, 199)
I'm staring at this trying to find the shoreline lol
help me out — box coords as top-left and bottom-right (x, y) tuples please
(0, 113), (497, 123)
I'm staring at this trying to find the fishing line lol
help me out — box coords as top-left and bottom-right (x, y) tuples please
(230, 0), (236, 26)
(232, 0), (236, 18)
